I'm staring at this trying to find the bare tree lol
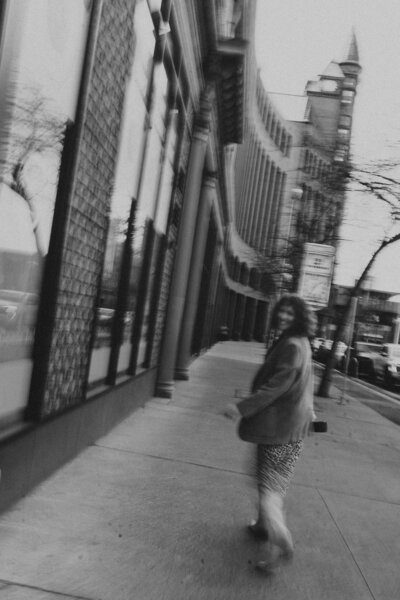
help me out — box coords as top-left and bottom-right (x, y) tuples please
(318, 166), (400, 397)
(249, 171), (346, 295)
(243, 160), (400, 399)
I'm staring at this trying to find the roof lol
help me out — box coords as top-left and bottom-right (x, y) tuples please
(319, 61), (345, 80)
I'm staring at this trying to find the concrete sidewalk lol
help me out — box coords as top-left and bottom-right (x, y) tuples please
(0, 341), (399, 599)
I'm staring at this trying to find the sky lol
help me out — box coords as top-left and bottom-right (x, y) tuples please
(255, 0), (400, 293)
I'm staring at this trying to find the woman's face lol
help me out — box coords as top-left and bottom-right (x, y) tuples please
(277, 304), (295, 332)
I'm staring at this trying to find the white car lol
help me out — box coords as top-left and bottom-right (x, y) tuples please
(371, 343), (400, 388)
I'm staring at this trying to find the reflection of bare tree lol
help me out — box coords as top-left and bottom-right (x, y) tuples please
(6, 87), (66, 256)
(100, 215), (145, 310)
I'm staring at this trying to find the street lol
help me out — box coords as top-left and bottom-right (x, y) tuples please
(316, 363), (400, 427)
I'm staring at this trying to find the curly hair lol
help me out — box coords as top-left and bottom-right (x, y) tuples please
(270, 294), (316, 338)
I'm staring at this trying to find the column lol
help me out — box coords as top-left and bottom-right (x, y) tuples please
(242, 297), (257, 341)
(235, 137), (250, 228)
(175, 176), (215, 380)
(227, 290), (237, 336)
(243, 144), (262, 243)
(254, 157), (271, 249)
(267, 169), (284, 255)
(233, 267), (250, 339)
(202, 234), (223, 349)
(232, 295), (245, 340)
(241, 137), (258, 240)
(156, 93), (211, 397)
(238, 133), (255, 233)
(254, 300), (268, 342)
(250, 152), (267, 249)
(260, 163), (277, 252)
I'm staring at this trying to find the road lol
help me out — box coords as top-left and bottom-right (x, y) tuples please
(315, 363), (400, 427)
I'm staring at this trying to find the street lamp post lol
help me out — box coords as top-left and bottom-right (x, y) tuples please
(340, 276), (373, 403)
(339, 295), (358, 404)
(278, 186), (303, 295)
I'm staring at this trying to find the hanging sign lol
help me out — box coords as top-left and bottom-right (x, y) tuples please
(297, 243), (335, 309)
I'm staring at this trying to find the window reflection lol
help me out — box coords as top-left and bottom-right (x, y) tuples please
(88, 0), (156, 383)
(0, 0), (90, 420)
(88, 0), (180, 383)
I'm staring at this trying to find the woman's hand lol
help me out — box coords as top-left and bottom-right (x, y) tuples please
(223, 403), (240, 420)
(234, 388), (249, 400)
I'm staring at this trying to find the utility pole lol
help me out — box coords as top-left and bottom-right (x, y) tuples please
(339, 295), (358, 404)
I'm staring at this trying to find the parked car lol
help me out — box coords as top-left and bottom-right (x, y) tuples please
(96, 308), (133, 329)
(368, 343), (400, 388)
(311, 337), (324, 357)
(342, 341), (382, 381)
(0, 289), (38, 332)
(314, 339), (347, 367)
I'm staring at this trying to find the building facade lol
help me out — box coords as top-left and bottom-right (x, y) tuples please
(0, 0), (360, 512)
(0, 0), (258, 512)
(232, 17), (361, 303)
(329, 285), (400, 344)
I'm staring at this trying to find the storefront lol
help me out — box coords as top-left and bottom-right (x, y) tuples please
(0, 0), (253, 514)
(0, 0), (91, 424)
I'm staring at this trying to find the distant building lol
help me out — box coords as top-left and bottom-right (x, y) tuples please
(232, 17), (361, 299)
(329, 285), (400, 344)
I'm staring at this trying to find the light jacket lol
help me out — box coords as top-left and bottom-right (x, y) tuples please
(237, 335), (314, 445)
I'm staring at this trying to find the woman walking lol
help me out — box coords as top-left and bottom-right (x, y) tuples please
(236, 294), (315, 571)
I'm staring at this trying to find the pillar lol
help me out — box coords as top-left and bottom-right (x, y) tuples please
(156, 92), (211, 397)
(201, 233), (223, 349)
(227, 290), (237, 336)
(232, 294), (246, 340)
(232, 265), (250, 340)
(242, 297), (257, 341)
(254, 300), (268, 342)
(175, 176), (215, 380)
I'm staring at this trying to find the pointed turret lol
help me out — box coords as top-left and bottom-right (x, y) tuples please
(339, 29), (361, 71)
(339, 28), (361, 97)
(333, 29), (361, 164)
(346, 29), (359, 63)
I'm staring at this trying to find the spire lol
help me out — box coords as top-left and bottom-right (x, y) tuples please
(341, 28), (360, 66)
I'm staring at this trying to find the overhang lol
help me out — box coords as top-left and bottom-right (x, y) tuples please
(216, 38), (247, 144)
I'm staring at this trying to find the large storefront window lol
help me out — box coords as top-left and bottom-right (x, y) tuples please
(133, 62), (169, 370)
(0, 0), (90, 421)
(134, 106), (178, 370)
(88, 0), (156, 384)
(88, 0), (179, 384)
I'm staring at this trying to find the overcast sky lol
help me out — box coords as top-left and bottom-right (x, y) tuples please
(255, 0), (400, 293)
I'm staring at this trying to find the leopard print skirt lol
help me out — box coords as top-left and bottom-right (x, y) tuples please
(256, 441), (303, 497)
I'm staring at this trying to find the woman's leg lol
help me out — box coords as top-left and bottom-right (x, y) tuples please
(253, 442), (303, 567)
(257, 488), (293, 556)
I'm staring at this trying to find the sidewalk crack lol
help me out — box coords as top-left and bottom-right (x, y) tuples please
(0, 578), (98, 600)
(94, 443), (250, 478)
(316, 489), (377, 600)
(293, 480), (400, 508)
